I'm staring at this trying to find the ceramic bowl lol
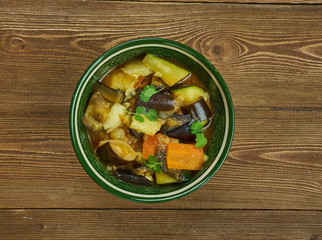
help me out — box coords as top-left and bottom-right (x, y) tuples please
(69, 38), (234, 203)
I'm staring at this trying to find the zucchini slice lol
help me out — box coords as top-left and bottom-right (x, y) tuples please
(155, 172), (178, 184)
(142, 53), (190, 86)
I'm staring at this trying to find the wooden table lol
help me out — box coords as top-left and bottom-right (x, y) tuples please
(1, 0), (322, 239)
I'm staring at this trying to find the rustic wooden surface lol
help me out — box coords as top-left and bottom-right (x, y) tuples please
(0, 0), (322, 239)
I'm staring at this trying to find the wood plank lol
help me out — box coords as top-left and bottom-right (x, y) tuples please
(0, 2), (321, 108)
(0, 1), (321, 209)
(0, 108), (321, 209)
(0, 209), (321, 240)
(125, 0), (322, 4)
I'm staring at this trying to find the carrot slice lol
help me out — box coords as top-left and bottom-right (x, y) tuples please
(142, 134), (158, 159)
(166, 143), (204, 170)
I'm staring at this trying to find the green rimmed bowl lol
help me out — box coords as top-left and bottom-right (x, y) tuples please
(69, 38), (234, 203)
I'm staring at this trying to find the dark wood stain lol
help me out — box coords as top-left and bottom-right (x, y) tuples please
(0, 0), (321, 239)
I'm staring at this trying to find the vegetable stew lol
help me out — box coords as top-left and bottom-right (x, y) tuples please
(82, 53), (214, 186)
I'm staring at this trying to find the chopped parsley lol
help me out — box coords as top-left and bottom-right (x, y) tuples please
(136, 106), (146, 114)
(195, 132), (207, 149)
(190, 120), (207, 148)
(190, 121), (204, 135)
(134, 106), (159, 123)
(134, 106), (145, 122)
(142, 155), (163, 173)
(139, 85), (164, 103)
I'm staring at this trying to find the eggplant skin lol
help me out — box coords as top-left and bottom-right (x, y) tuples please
(135, 92), (175, 111)
(182, 98), (213, 122)
(165, 119), (195, 140)
(92, 81), (125, 103)
(113, 169), (154, 186)
(96, 142), (129, 165)
(162, 113), (192, 132)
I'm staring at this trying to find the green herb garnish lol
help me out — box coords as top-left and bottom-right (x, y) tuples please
(142, 154), (163, 173)
(145, 109), (158, 121)
(139, 85), (164, 103)
(136, 106), (146, 114)
(195, 132), (207, 149)
(134, 114), (145, 122)
(133, 106), (159, 123)
(190, 121), (204, 134)
(190, 120), (207, 148)
(134, 106), (145, 122)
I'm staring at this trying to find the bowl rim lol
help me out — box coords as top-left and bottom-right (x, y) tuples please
(69, 38), (234, 203)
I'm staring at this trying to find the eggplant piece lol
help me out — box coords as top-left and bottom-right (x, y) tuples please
(135, 91), (175, 111)
(97, 142), (125, 165)
(182, 98), (213, 122)
(82, 92), (111, 132)
(92, 81), (125, 103)
(165, 119), (195, 141)
(162, 113), (192, 131)
(155, 85), (172, 94)
(96, 140), (137, 165)
(131, 165), (154, 182)
(113, 169), (153, 186)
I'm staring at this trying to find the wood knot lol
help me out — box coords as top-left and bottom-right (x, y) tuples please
(213, 45), (222, 56)
(40, 224), (47, 231)
(11, 37), (26, 50)
(211, 38), (241, 63)
(3, 35), (26, 52)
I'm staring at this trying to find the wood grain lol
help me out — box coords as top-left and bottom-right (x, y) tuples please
(0, 0), (321, 210)
(124, 0), (322, 4)
(0, 209), (321, 240)
(0, 1), (322, 239)
(1, 2), (321, 109)
(0, 108), (321, 209)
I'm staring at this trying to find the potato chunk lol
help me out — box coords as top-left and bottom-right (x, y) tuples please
(121, 59), (153, 78)
(103, 103), (127, 132)
(130, 115), (165, 136)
